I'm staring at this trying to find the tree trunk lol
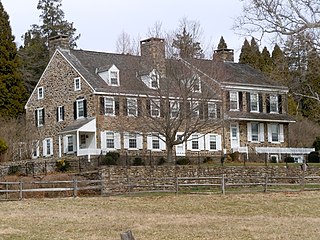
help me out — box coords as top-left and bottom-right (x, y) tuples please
(166, 144), (174, 164)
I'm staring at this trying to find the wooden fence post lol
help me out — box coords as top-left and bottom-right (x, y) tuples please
(19, 179), (23, 200)
(5, 180), (8, 200)
(264, 175), (268, 192)
(73, 177), (78, 198)
(175, 177), (179, 195)
(221, 174), (225, 195)
(120, 230), (135, 240)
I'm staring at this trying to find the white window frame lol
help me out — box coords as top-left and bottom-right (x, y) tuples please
(124, 133), (143, 150)
(127, 98), (137, 116)
(205, 134), (222, 151)
(247, 122), (265, 142)
(57, 106), (64, 122)
(191, 101), (199, 118)
(104, 97), (115, 115)
(250, 93), (259, 112)
(208, 102), (217, 119)
(268, 123), (284, 143)
(192, 77), (201, 93)
(74, 77), (81, 91)
(36, 108), (44, 127)
(150, 99), (160, 117)
(170, 101), (180, 118)
(270, 95), (279, 113)
(147, 133), (166, 151)
(37, 87), (44, 100)
(31, 140), (39, 159)
(76, 99), (85, 119)
(43, 138), (53, 157)
(63, 135), (76, 154)
(100, 131), (121, 150)
(109, 70), (119, 86)
(150, 70), (159, 89)
(187, 134), (204, 151)
(229, 91), (239, 110)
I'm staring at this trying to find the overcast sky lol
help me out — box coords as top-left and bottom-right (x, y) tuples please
(2, 0), (244, 60)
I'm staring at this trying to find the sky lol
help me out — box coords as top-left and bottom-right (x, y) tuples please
(2, 0), (245, 61)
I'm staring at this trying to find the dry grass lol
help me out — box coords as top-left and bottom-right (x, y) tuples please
(0, 191), (320, 239)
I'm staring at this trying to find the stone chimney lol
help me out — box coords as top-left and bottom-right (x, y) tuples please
(140, 37), (166, 77)
(48, 34), (69, 57)
(213, 48), (234, 62)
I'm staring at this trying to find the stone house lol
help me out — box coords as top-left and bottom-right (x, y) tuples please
(24, 36), (310, 163)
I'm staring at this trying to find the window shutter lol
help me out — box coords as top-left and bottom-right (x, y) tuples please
(205, 134), (210, 150)
(259, 123), (265, 142)
(50, 138), (53, 155)
(42, 139), (46, 156)
(239, 92), (243, 111)
(147, 134), (152, 150)
(137, 98), (142, 116)
(259, 94), (263, 113)
(279, 124), (284, 142)
(62, 106), (64, 120)
(74, 101), (77, 119)
(267, 124), (272, 142)
(278, 95), (282, 114)
(226, 91), (230, 110)
(187, 136), (192, 150)
(100, 131), (106, 150)
(246, 92), (250, 112)
(203, 102), (208, 120)
(216, 135), (222, 150)
(216, 104), (221, 119)
(35, 110), (38, 127)
(123, 98), (127, 116)
(100, 97), (105, 115)
(63, 136), (68, 153)
(247, 122), (252, 142)
(199, 102), (204, 119)
(137, 133), (143, 149)
(83, 99), (87, 117)
(72, 135), (76, 153)
(42, 109), (45, 125)
(160, 135), (166, 150)
(124, 133), (129, 149)
(266, 95), (270, 113)
(114, 132), (121, 149)
(56, 107), (59, 122)
(115, 97), (120, 115)
(146, 100), (151, 116)
(199, 135), (205, 150)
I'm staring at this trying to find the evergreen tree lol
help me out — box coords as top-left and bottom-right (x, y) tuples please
(239, 37), (261, 70)
(270, 44), (290, 84)
(239, 39), (251, 64)
(217, 36), (227, 49)
(172, 27), (203, 58)
(260, 47), (272, 73)
(0, 2), (27, 117)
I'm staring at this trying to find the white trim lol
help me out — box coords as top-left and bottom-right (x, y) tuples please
(127, 98), (138, 116)
(37, 87), (44, 99)
(222, 83), (288, 93)
(74, 77), (81, 91)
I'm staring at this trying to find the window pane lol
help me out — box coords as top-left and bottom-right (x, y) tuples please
(127, 99), (137, 116)
(251, 123), (259, 141)
(152, 138), (160, 149)
(271, 124), (279, 142)
(46, 139), (51, 155)
(208, 103), (216, 119)
(67, 136), (73, 152)
(209, 135), (217, 150)
(230, 92), (238, 110)
(128, 134), (137, 148)
(170, 101), (179, 118)
(270, 95), (278, 113)
(151, 100), (160, 117)
(250, 93), (258, 111)
(110, 71), (118, 85)
(106, 132), (115, 148)
(105, 98), (114, 114)
(78, 100), (84, 117)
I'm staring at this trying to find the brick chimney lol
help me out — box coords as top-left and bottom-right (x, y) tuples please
(213, 48), (234, 62)
(48, 34), (69, 57)
(140, 37), (166, 77)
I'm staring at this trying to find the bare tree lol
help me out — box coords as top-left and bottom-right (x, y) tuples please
(115, 31), (134, 55)
(147, 21), (164, 38)
(136, 59), (222, 163)
(289, 117), (320, 147)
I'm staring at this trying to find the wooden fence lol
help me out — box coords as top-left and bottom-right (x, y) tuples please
(0, 178), (103, 200)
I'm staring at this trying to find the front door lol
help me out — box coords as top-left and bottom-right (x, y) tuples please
(230, 123), (239, 150)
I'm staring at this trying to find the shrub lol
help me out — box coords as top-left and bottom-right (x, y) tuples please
(133, 157), (145, 166)
(203, 156), (213, 163)
(308, 151), (320, 163)
(176, 157), (190, 165)
(284, 157), (295, 163)
(312, 137), (320, 151)
(8, 165), (21, 175)
(101, 155), (117, 165)
(56, 159), (71, 172)
(229, 151), (240, 162)
(157, 157), (166, 165)
(0, 138), (8, 154)
(106, 152), (120, 162)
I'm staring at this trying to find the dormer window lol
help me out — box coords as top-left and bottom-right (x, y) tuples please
(37, 87), (44, 99)
(97, 64), (120, 86)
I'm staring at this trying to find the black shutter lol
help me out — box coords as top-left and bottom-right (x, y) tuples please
(246, 92), (250, 112)
(226, 91), (230, 110)
(100, 97), (105, 115)
(199, 102), (204, 119)
(217, 104), (221, 119)
(259, 94), (263, 113)
(56, 107), (59, 122)
(137, 98), (142, 116)
(146, 99), (151, 116)
(266, 94), (270, 113)
(115, 97), (120, 115)
(278, 95), (282, 114)
(123, 98), (127, 116)
(239, 92), (243, 111)
(203, 102), (208, 120)
(83, 99), (87, 117)
(35, 110), (38, 127)
(42, 108), (45, 125)
(62, 106), (65, 120)
(74, 101), (77, 119)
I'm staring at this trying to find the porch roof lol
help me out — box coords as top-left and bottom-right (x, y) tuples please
(225, 112), (296, 123)
(59, 117), (96, 134)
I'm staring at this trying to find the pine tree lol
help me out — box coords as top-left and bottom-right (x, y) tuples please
(0, 2), (27, 117)
(217, 36), (227, 49)
(260, 47), (272, 73)
(239, 37), (261, 70)
(172, 27), (203, 58)
(270, 44), (290, 84)
(239, 39), (251, 64)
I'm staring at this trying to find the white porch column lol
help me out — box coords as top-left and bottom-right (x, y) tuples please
(58, 135), (62, 158)
(76, 130), (80, 156)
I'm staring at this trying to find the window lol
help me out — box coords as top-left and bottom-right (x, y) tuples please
(268, 123), (284, 143)
(191, 135), (199, 150)
(74, 77), (81, 91)
(150, 71), (159, 89)
(150, 99), (160, 117)
(43, 138), (53, 157)
(75, 99), (87, 119)
(205, 134), (221, 151)
(127, 98), (137, 116)
(104, 97), (115, 115)
(271, 124), (279, 142)
(191, 101), (199, 117)
(270, 95), (278, 113)
(32, 141), (39, 159)
(36, 108), (45, 127)
(57, 106), (64, 122)
(251, 122), (259, 141)
(192, 78), (201, 93)
(110, 71), (119, 85)
(67, 136), (74, 152)
(208, 102), (217, 119)
(147, 133), (165, 151)
(152, 136), (160, 149)
(38, 87), (44, 99)
(229, 91), (239, 110)
(106, 132), (115, 149)
(250, 93), (259, 112)
(124, 133), (142, 150)
(170, 101), (179, 118)
(248, 122), (264, 142)
(80, 135), (86, 149)
(209, 135), (217, 150)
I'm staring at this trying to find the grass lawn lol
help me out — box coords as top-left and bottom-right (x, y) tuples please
(0, 191), (320, 239)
